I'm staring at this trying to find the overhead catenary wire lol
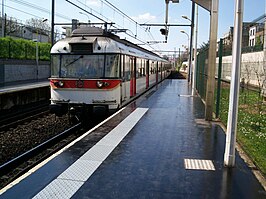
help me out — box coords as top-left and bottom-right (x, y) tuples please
(9, 0), (71, 21)
(69, 0), (160, 52)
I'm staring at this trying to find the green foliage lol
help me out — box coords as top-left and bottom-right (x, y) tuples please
(217, 83), (266, 175)
(0, 37), (51, 61)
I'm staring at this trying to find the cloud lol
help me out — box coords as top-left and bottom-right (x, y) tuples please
(132, 13), (156, 23)
(85, 0), (101, 7)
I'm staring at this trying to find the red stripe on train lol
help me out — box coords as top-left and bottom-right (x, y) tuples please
(50, 79), (121, 89)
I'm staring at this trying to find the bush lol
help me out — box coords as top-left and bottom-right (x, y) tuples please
(0, 37), (51, 61)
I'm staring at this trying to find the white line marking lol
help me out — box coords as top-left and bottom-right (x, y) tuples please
(33, 108), (148, 199)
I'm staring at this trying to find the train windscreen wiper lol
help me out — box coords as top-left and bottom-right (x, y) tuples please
(64, 55), (84, 67)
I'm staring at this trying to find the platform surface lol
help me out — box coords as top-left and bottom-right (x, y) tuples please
(1, 79), (265, 199)
(0, 79), (49, 94)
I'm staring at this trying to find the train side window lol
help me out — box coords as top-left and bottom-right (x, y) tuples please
(105, 54), (120, 78)
(136, 58), (141, 78)
(120, 55), (125, 80)
(124, 55), (131, 81)
(142, 59), (146, 76)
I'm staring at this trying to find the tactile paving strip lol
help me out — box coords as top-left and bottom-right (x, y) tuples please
(32, 179), (83, 199)
(33, 108), (148, 198)
(184, 159), (215, 171)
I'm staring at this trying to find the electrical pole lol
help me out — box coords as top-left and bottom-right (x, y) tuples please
(192, 4), (198, 96)
(224, 0), (244, 167)
(188, 2), (195, 83)
(51, 0), (55, 45)
(2, 0), (4, 37)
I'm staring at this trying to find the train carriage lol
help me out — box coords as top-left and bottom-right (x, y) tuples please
(50, 26), (171, 118)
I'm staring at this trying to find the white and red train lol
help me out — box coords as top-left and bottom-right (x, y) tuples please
(49, 26), (171, 118)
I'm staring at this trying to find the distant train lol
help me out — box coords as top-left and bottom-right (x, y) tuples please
(49, 26), (171, 119)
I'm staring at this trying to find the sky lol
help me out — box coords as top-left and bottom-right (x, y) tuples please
(3, 0), (265, 56)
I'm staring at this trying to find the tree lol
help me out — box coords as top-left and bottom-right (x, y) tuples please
(25, 18), (50, 35)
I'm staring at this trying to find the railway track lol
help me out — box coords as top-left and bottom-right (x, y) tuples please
(0, 101), (50, 131)
(0, 122), (83, 189)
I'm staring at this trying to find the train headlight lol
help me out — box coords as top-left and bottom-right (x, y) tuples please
(96, 81), (110, 88)
(96, 81), (104, 88)
(54, 81), (64, 88)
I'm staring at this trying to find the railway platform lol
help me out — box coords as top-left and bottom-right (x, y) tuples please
(0, 79), (49, 94)
(0, 79), (50, 113)
(0, 79), (265, 199)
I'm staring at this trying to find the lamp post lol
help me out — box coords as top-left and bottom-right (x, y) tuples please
(192, 4), (198, 96)
(182, 9), (198, 96)
(182, 15), (191, 22)
(32, 39), (38, 79)
(34, 18), (48, 80)
(79, 11), (90, 26)
(180, 30), (190, 74)
(181, 2), (195, 83)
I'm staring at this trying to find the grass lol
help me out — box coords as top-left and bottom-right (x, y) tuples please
(217, 83), (266, 175)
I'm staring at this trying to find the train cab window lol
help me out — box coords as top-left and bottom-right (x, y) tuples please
(51, 55), (60, 77)
(51, 54), (105, 78)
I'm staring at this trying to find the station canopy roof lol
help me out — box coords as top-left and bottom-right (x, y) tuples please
(191, 0), (212, 12)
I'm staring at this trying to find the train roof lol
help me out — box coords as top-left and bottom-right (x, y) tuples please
(51, 27), (167, 62)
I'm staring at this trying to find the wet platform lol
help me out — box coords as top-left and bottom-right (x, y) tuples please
(0, 79), (265, 199)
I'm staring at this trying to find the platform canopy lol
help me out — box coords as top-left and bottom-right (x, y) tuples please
(191, 0), (211, 12)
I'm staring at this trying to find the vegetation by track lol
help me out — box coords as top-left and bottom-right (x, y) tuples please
(217, 83), (266, 176)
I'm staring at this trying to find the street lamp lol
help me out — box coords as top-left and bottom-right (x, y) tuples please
(34, 18), (48, 80)
(181, 14), (194, 83)
(79, 11), (91, 26)
(180, 30), (190, 67)
(182, 15), (192, 22)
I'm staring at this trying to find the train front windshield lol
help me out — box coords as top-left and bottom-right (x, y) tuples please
(51, 54), (120, 78)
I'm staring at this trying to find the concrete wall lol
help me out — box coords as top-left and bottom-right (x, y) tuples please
(0, 59), (50, 85)
(218, 51), (264, 87)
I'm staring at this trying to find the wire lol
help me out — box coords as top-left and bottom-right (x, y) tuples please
(9, 0), (71, 21)
(66, 0), (107, 22)
(102, 0), (138, 25)
(5, 5), (42, 19)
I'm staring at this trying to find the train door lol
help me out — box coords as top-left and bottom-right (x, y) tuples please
(130, 57), (136, 97)
(120, 55), (127, 103)
(146, 60), (149, 89)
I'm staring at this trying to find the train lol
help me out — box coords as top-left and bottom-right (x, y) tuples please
(49, 26), (172, 119)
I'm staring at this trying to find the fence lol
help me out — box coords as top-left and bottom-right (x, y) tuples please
(0, 37), (51, 61)
(195, 39), (266, 174)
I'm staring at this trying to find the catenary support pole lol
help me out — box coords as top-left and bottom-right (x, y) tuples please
(224, 0), (244, 167)
(205, 0), (219, 121)
(2, 0), (4, 37)
(192, 4), (198, 96)
(188, 2), (195, 83)
(51, 0), (55, 45)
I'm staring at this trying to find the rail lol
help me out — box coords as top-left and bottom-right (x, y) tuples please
(0, 122), (82, 188)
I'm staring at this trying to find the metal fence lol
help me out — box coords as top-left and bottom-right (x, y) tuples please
(196, 39), (265, 119)
(0, 37), (51, 61)
(195, 39), (266, 174)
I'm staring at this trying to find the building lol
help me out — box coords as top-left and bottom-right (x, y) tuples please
(0, 15), (49, 42)
(248, 14), (265, 47)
